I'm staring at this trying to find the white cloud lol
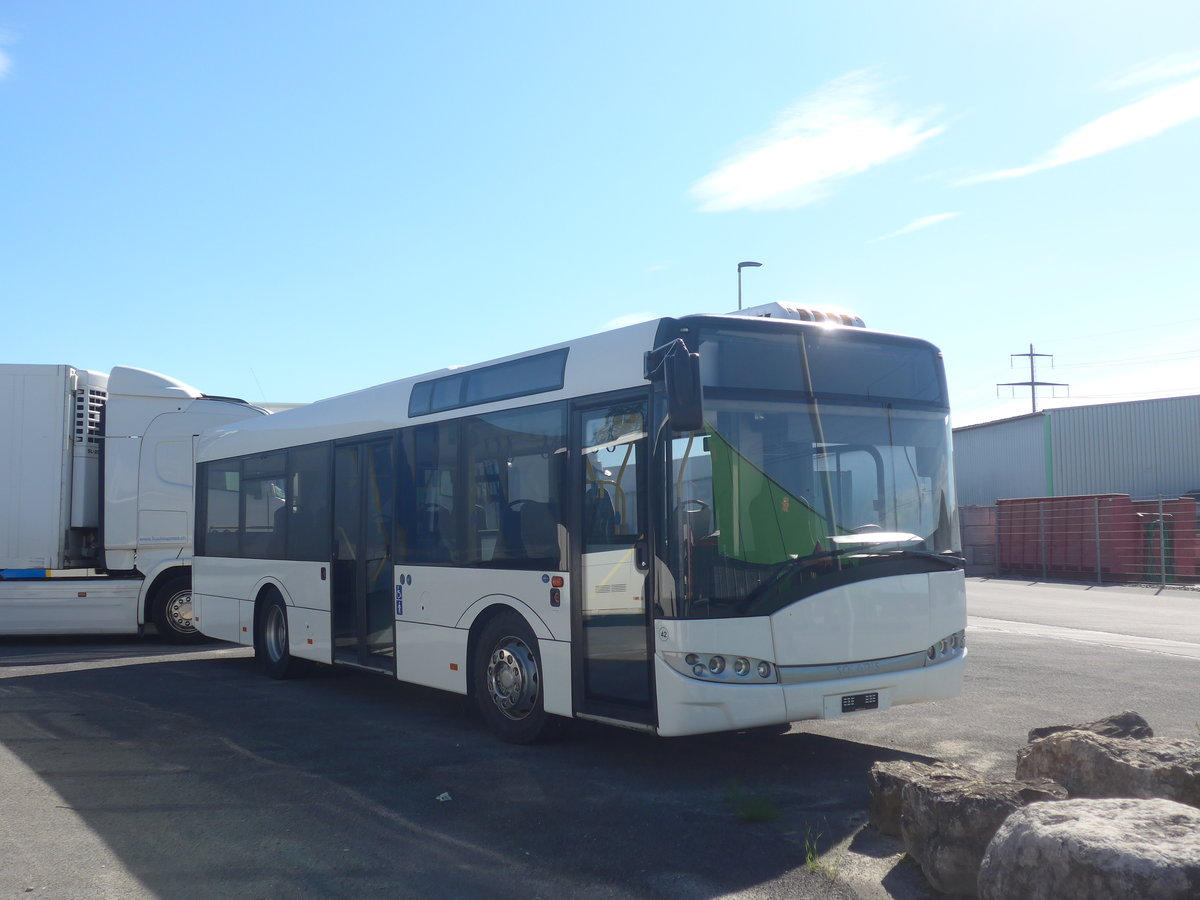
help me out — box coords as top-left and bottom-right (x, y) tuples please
(0, 50), (10, 79)
(963, 59), (1200, 184)
(690, 70), (944, 212)
(873, 212), (961, 242)
(1104, 53), (1200, 91)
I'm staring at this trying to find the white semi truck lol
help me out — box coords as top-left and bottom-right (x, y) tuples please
(0, 364), (267, 641)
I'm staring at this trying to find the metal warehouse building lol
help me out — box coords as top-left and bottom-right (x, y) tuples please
(952, 395), (1200, 581)
(953, 393), (1200, 507)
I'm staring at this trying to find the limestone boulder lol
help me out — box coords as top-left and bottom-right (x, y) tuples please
(900, 772), (1066, 896)
(978, 798), (1200, 899)
(867, 759), (973, 836)
(1027, 709), (1153, 743)
(1016, 730), (1200, 808)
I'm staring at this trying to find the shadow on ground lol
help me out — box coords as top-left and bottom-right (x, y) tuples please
(1, 645), (940, 898)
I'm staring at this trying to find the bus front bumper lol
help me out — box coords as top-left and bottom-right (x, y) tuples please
(652, 650), (966, 738)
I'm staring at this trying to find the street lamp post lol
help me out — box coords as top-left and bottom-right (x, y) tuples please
(737, 261), (762, 310)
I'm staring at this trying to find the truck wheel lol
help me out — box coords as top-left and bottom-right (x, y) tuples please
(256, 592), (313, 679)
(472, 611), (555, 744)
(152, 575), (207, 644)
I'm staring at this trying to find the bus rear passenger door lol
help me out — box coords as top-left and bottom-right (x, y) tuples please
(332, 439), (396, 673)
(574, 398), (654, 724)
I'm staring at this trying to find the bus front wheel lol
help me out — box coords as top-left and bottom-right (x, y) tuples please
(473, 612), (553, 744)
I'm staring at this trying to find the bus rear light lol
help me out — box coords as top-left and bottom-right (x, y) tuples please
(664, 651), (779, 684)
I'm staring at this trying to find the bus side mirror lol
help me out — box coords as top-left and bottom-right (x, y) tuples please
(665, 347), (703, 433)
(646, 339), (704, 432)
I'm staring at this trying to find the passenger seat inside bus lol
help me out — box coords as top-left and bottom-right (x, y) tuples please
(584, 485), (616, 544)
(412, 504), (453, 562)
(495, 499), (560, 564)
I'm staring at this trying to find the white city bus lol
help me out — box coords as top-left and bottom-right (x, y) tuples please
(192, 304), (966, 741)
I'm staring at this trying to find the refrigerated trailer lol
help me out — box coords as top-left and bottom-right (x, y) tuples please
(0, 364), (267, 641)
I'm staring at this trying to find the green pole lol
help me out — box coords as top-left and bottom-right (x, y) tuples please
(1043, 412), (1054, 497)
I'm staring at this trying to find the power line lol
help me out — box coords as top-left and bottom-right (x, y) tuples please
(1050, 349), (1200, 370)
(1028, 315), (1200, 349)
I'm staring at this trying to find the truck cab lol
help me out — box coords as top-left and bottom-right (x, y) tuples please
(0, 364), (268, 640)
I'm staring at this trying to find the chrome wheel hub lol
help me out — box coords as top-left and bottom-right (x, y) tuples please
(487, 637), (539, 721)
(166, 592), (194, 632)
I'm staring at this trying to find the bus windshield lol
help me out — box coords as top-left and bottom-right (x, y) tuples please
(662, 323), (961, 619)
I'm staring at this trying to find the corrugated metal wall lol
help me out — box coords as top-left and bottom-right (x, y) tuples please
(953, 414), (1048, 506)
(1051, 395), (1200, 499)
(953, 394), (1200, 506)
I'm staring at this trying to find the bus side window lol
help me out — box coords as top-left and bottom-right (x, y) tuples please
(241, 452), (287, 559)
(284, 443), (332, 562)
(408, 423), (460, 564)
(200, 461), (241, 557)
(465, 404), (566, 569)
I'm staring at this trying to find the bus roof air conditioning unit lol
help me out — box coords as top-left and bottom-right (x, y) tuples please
(731, 301), (865, 328)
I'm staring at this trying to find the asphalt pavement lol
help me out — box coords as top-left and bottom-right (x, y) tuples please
(2, 578), (1198, 899)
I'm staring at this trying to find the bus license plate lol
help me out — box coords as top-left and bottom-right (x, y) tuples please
(841, 692), (879, 713)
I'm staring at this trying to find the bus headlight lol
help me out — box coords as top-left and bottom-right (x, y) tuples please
(663, 651), (779, 684)
(926, 631), (966, 664)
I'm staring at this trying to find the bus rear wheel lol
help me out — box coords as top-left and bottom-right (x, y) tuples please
(256, 592), (313, 679)
(473, 612), (554, 744)
(151, 574), (206, 644)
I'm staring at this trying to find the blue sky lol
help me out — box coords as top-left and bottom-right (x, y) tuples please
(2, 2), (1198, 426)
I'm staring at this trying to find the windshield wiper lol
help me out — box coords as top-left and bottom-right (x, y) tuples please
(877, 549), (964, 569)
(743, 548), (852, 605)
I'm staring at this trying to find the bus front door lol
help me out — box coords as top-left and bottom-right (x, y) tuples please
(574, 398), (654, 725)
(332, 439), (396, 673)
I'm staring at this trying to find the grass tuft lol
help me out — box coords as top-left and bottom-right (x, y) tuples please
(726, 783), (780, 823)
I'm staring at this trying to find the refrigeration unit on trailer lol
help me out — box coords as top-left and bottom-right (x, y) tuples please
(0, 364), (267, 640)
